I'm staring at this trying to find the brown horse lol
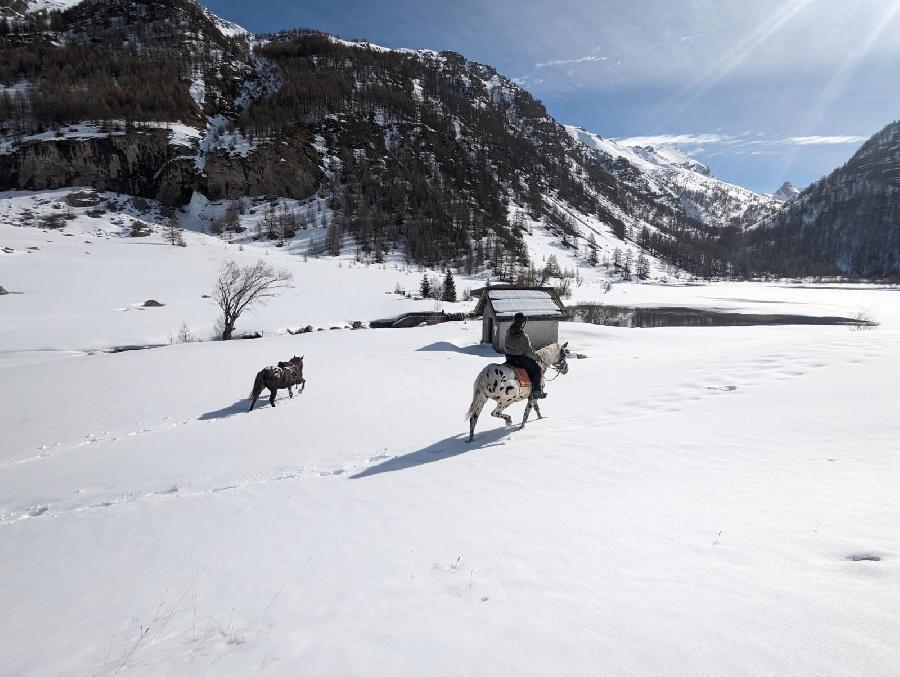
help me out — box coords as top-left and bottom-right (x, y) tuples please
(248, 355), (306, 411)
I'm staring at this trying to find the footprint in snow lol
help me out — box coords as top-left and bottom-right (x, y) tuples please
(706, 385), (737, 392)
(846, 553), (882, 562)
(27, 505), (48, 517)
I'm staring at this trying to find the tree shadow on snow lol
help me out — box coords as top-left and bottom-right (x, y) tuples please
(416, 341), (498, 357)
(198, 399), (249, 420)
(350, 426), (512, 479)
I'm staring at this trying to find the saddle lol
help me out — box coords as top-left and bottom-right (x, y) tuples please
(510, 366), (531, 388)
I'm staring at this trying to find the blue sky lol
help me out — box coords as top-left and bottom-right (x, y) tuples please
(204, 0), (900, 193)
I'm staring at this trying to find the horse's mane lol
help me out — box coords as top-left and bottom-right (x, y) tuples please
(534, 342), (560, 368)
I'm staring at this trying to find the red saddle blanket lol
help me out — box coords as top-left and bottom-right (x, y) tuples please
(511, 366), (531, 388)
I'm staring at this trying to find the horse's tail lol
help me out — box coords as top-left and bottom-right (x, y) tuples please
(249, 369), (266, 401)
(465, 370), (489, 421)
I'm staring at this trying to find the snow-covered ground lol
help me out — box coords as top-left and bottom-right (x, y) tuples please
(2, 190), (899, 675)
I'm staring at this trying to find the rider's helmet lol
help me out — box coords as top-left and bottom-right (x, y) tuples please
(513, 312), (527, 324)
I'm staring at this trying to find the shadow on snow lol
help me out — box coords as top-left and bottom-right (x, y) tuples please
(351, 426), (512, 479)
(198, 399), (249, 420)
(416, 341), (498, 356)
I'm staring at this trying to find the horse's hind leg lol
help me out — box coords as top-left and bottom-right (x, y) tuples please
(269, 388), (277, 407)
(249, 396), (258, 412)
(466, 387), (488, 443)
(491, 400), (513, 426)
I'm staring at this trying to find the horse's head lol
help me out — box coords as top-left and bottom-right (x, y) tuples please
(289, 355), (304, 373)
(555, 341), (570, 374)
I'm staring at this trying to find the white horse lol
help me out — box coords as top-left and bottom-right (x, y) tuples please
(465, 342), (569, 443)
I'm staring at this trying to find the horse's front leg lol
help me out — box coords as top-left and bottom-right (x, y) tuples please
(533, 400), (543, 419)
(521, 397), (533, 429)
(269, 387), (277, 407)
(299, 379), (306, 393)
(287, 385), (293, 398)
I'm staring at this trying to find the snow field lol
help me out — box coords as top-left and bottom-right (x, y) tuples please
(2, 188), (900, 674)
(2, 317), (899, 674)
(0, 191), (472, 353)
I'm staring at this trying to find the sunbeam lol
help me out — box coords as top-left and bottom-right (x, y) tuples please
(774, 0), (900, 180)
(651, 0), (817, 127)
(804, 0), (900, 129)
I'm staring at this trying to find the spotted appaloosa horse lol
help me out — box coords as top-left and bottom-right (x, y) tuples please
(465, 342), (569, 443)
(248, 355), (306, 411)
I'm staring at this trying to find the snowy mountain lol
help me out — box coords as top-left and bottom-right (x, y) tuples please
(772, 181), (800, 202)
(0, 0), (82, 15)
(0, 0), (755, 277)
(566, 126), (780, 230)
(626, 143), (712, 176)
(743, 120), (900, 277)
(16, 0), (897, 279)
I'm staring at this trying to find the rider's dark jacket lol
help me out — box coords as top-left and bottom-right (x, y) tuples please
(504, 325), (537, 359)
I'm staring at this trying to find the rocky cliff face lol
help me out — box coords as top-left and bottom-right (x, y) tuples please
(201, 131), (321, 202)
(0, 129), (192, 205)
(0, 0), (321, 206)
(0, 128), (320, 206)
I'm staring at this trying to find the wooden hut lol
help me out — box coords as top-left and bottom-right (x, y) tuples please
(473, 287), (566, 352)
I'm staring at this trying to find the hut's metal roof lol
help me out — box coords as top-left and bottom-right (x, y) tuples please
(485, 289), (564, 318)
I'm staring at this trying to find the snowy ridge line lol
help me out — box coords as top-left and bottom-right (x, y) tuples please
(0, 120), (203, 155)
(20, 0), (84, 13)
(565, 124), (780, 230)
(326, 34), (443, 60)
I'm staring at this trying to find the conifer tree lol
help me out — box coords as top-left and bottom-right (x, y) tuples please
(587, 233), (599, 266)
(419, 274), (431, 298)
(612, 247), (622, 269)
(636, 253), (650, 279)
(441, 269), (457, 302)
(545, 254), (561, 278)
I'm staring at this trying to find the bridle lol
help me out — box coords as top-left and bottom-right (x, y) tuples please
(544, 364), (563, 381)
(540, 347), (569, 382)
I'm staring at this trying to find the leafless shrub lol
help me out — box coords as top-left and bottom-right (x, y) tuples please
(213, 260), (292, 340)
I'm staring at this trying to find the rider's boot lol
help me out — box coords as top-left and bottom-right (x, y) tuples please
(532, 387), (547, 399)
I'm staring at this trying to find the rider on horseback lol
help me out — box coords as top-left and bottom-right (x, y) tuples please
(504, 312), (547, 399)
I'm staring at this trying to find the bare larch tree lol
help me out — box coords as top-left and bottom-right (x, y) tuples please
(214, 260), (292, 340)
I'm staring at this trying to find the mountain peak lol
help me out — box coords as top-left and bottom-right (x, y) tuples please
(772, 181), (799, 202)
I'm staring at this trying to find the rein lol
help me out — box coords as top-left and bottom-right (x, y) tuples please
(544, 364), (562, 381)
(536, 345), (564, 382)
